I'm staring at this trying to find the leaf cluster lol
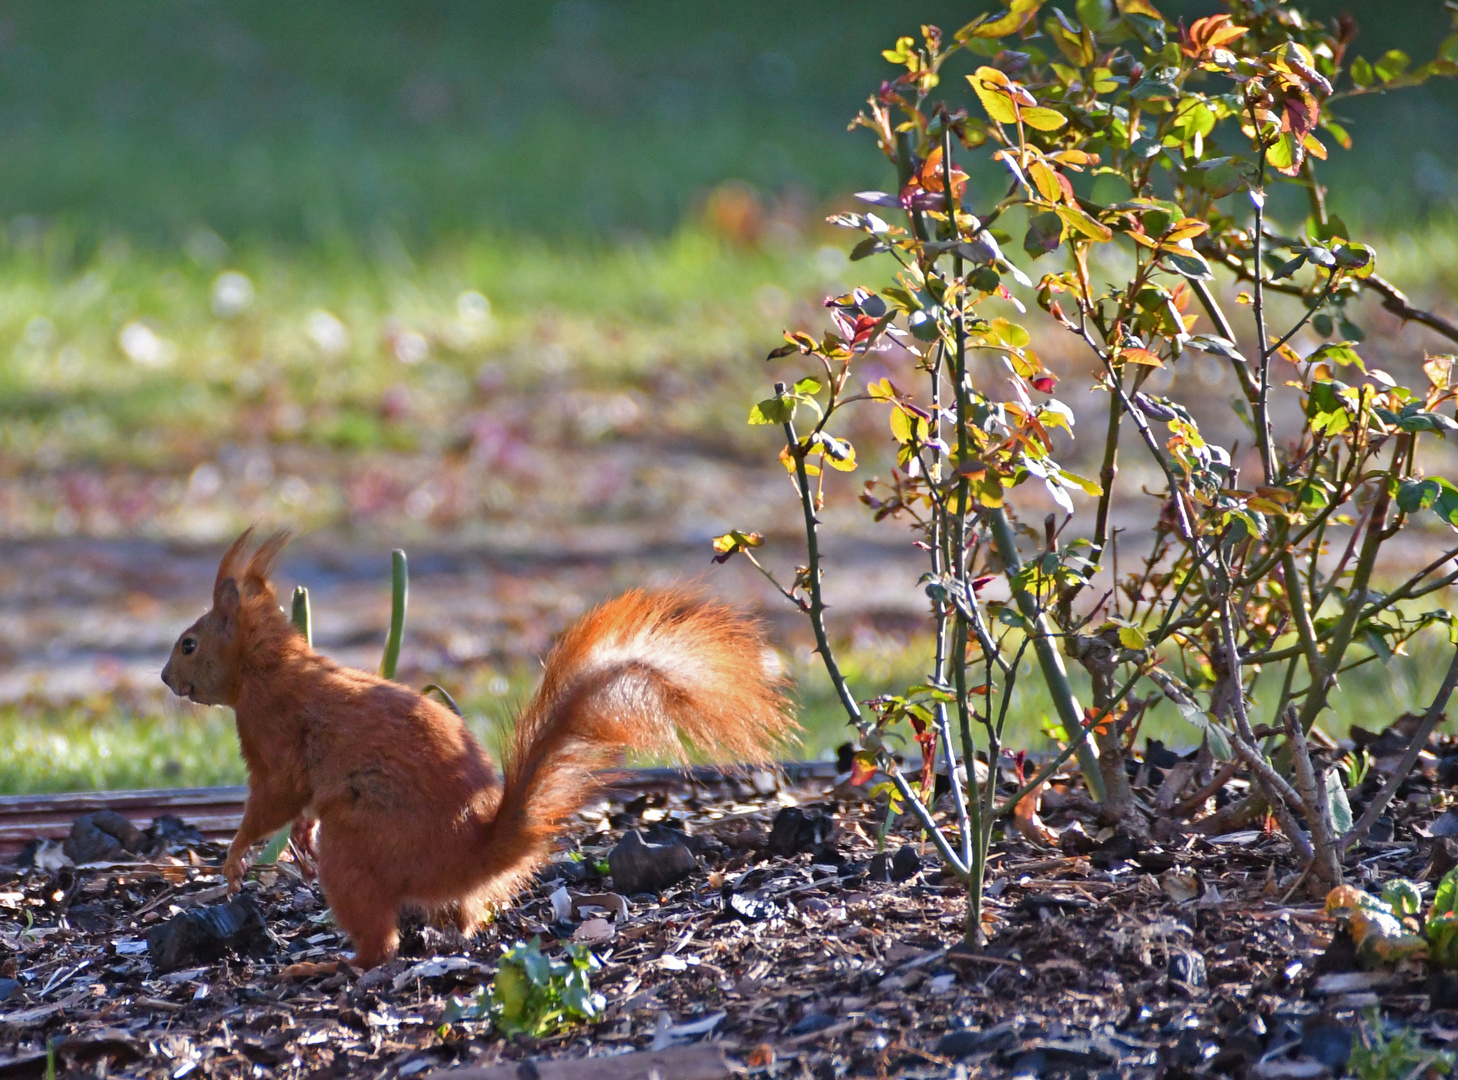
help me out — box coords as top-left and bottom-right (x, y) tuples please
(445, 938), (605, 1037)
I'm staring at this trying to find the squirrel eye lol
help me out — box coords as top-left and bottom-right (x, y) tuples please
(181, 638), (197, 655)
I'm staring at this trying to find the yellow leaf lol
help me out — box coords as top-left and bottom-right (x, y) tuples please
(1019, 106), (1068, 131)
(711, 530), (764, 554)
(961, 0), (1044, 39)
(779, 445), (820, 476)
(1303, 132), (1327, 161)
(1029, 161), (1065, 203)
(889, 406), (931, 444)
(1163, 218), (1210, 242)
(968, 67), (1018, 124)
(867, 377), (896, 401)
(1116, 0), (1164, 17)
(1053, 204), (1113, 242)
(1122, 347), (1164, 367)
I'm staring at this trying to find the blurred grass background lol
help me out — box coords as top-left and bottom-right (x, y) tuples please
(3, 0), (1458, 791)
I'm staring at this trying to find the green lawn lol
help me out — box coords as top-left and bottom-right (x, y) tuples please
(4, 624), (1451, 794)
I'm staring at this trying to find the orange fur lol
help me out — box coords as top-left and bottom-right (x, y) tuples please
(161, 529), (794, 967)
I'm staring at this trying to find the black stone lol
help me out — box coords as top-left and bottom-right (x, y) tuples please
(866, 853), (892, 883)
(1431, 971), (1458, 1011)
(1009, 1050), (1047, 1078)
(890, 844), (921, 882)
(767, 806), (835, 857)
(1144, 739), (1181, 770)
(549, 859), (590, 885)
(145, 895), (272, 973)
(608, 829), (696, 895)
(1315, 925), (1360, 973)
(144, 815), (205, 852)
(1368, 815), (1395, 844)
(64, 811), (144, 864)
(640, 821), (709, 855)
(1440, 755), (1458, 786)
(1432, 809), (1458, 838)
(66, 901), (111, 933)
(1300, 1024), (1354, 1071)
(1090, 832), (1142, 871)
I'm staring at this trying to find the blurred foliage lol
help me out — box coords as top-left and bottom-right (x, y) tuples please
(0, 1), (1449, 247)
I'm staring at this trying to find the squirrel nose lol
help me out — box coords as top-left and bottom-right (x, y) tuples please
(160, 662), (173, 690)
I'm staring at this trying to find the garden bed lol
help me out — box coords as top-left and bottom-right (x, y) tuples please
(4, 753), (1457, 1079)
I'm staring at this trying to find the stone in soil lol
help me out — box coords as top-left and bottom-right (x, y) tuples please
(146, 895), (273, 972)
(64, 810), (145, 864)
(607, 828), (696, 896)
(767, 805), (835, 857)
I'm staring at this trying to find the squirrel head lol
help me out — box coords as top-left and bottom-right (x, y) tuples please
(162, 527), (292, 706)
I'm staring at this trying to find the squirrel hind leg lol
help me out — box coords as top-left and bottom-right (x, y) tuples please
(333, 893), (401, 970)
(316, 852), (402, 970)
(453, 892), (493, 938)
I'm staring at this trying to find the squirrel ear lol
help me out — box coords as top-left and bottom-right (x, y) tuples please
(214, 576), (241, 620)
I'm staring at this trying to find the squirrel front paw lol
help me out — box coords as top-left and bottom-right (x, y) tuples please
(222, 854), (247, 893)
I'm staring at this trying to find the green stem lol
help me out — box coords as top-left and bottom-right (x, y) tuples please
(380, 549), (408, 681)
(291, 585), (312, 647)
(987, 508), (1105, 801)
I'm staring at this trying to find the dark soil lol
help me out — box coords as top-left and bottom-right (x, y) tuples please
(5, 751), (1458, 1079)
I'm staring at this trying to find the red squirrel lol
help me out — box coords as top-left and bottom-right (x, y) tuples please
(160, 529), (793, 967)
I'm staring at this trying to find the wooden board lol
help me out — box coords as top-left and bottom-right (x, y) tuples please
(0, 764), (837, 858)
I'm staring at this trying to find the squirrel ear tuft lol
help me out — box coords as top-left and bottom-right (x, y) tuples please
(215, 576), (241, 619)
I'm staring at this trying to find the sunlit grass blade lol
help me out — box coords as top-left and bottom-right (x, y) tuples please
(291, 585), (311, 647)
(380, 549), (408, 680)
(422, 683), (464, 717)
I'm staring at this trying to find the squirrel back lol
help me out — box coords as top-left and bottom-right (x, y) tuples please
(161, 529), (794, 967)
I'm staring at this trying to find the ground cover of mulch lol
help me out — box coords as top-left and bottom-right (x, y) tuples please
(4, 748), (1458, 1080)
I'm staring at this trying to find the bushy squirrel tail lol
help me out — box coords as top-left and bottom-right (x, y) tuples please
(474, 589), (793, 896)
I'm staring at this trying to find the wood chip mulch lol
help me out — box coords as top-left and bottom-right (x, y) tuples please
(3, 759), (1458, 1079)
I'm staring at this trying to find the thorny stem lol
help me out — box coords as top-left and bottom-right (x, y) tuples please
(1286, 707), (1341, 884)
(1248, 98), (1276, 486)
(986, 509), (1106, 801)
(779, 410), (968, 879)
(1217, 590), (1316, 863)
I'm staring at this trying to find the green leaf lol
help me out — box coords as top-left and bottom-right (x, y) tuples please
(1374, 49), (1410, 82)
(748, 396), (795, 425)
(1159, 249), (1214, 281)
(1382, 879), (1422, 919)
(258, 826), (292, 866)
(1309, 342), (1364, 369)
(1350, 56), (1374, 87)
(1024, 210), (1064, 258)
(850, 236), (890, 261)
(1397, 478), (1442, 515)
(1434, 868), (1458, 920)
(1326, 771), (1353, 835)
(1190, 334), (1248, 364)
(1075, 0), (1110, 31)
(291, 586), (312, 646)
(793, 376), (823, 394)
(1117, 625), (1147, 650)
